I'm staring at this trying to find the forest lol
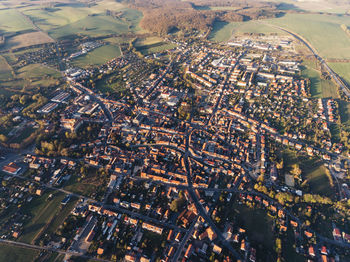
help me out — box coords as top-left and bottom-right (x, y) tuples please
(120, 0), (284, 35)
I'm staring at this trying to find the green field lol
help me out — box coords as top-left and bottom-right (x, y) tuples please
(0, 9), (34, 33)
(16, 64), (60, 79)
(72, 44), (121, 68)
(301, 59), (339, 99)
(304, 165), (333, 196)
(266, 14), (350, 59)
(328, 62), (350, 86)
(19, 0), (144, 40)
(281, 149), (334, 196)
(209, 21), (282, 42)
(19, 192), (66, 243)
(0, 243), (39, 262)
(0, 55), (13, 81)
(135, 37), (176, 55)
(339, 100), (350, 127)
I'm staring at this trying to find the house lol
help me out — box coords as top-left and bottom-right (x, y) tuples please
(2, 162), (21, 175)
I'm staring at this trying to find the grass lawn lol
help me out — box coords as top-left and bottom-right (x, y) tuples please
(0, 243), (39, 262)
(64, 175), (98, 197)
(0, 55), (13, 81)
(72, 44), (121, 68)
(19, 191), (66, 243)
(10, 126), (36, 144)
(303, 164), (334, 197)
(232, 203), (276, 260)
(301, 59), (339, 99)
(43, 196), (78, 236)
(281, 149), (334, 196)
(0, 9), (34, 33)
(266, 13), (350, 59)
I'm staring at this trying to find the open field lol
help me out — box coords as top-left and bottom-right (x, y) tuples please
(304, 164), (333, 196)
(72, 44), (121, 68)
(19, 0), (144, 39)
(266, 13), (350, 59)
(338, 100), (350, 127)
(301, 59), (339, 99)
(281, 149), (334, 196)
(328, 62), (350, 86)
(0, 243), (39, 262)
(0, 55), (13, 81)
(19, 192), (65, 243)
(42, 196), (78, 237)
(0, 9), (34, 33)
(135, 37), (176, 55)
(16, 63), (60, 79)
(209, 21), (282, 42)
(4, 31), (54, 50)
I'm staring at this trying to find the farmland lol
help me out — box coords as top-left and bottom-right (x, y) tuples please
(19, 0), (144, 40)
(328, 62), (350, 86)
(265, 13), (350, 59)
(0, 9), (34, 33)
(72, 44), (121, 68)
(3, 31), (54, 50)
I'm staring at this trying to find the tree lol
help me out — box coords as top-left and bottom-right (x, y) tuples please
(291, 164), (302, 181)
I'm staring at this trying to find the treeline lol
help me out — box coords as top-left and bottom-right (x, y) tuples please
(106, 9), (124, 19)
(123, 0), (283, 35)
(341, 24), (350, 37)
(0, 35), (5, 47)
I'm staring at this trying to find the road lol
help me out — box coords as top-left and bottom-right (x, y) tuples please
(0, 239), (111, 262)
(260, 21), (350, 98)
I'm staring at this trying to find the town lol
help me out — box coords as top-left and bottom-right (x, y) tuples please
(0, 32), (350, 262)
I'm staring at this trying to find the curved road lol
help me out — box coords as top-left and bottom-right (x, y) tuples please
(260, 22), (350, 98)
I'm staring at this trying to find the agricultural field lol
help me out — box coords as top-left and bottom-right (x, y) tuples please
(72, 44), (121, 68)
(3, 31), (54, 50)
(19, 0), (144, 39)
(301, 59), (339, 99)
(209, 21), (282, 42)
(0, 243), (39, 262)
(0, 9), (34, 33)
(265, 13), (350, 59)
(328, 62), (350, 86)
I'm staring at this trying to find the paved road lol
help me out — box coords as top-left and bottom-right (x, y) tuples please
(0, 239), (111, 262)
(260, 22), (350, 98)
